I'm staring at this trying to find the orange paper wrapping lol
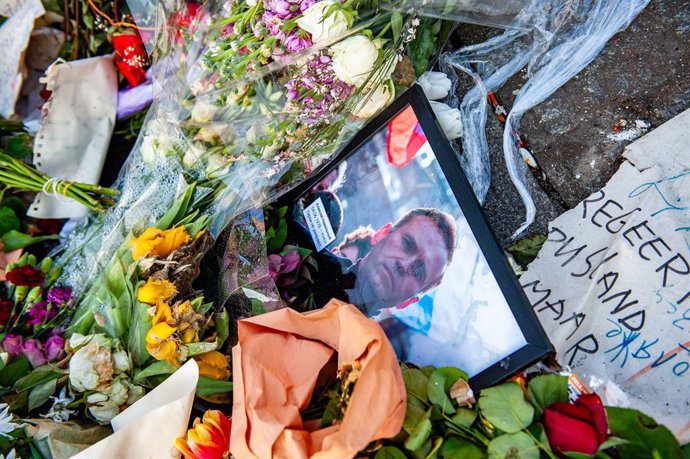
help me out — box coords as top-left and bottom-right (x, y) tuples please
(231, 300), (406, 459)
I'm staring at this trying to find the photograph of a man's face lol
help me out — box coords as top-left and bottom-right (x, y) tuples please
(289, 105), (528, 376)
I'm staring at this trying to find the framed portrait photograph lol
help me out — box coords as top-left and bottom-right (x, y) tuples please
(274, 85), (553, 389)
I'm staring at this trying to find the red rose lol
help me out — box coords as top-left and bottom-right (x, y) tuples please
(0, 299), (13, 325)
(113, 32), (148, 87)
(544, 393), (609, 456)
(5, 265), (44, 287)
(37, 219), (64, 235)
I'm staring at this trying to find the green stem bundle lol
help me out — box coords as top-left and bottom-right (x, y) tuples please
(0, 149), (117, 212)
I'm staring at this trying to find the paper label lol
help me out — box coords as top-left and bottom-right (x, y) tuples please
(520, 109), (690, 442)
(304, 197), (336, 252)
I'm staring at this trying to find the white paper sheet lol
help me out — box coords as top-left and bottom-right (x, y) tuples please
(0, 0), (45, 118)
(72, 359), (199, 459)
(29, 56), (117, 219)
(521, 109), (690, 442)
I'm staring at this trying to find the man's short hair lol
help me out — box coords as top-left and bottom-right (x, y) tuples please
(391, 208), (457, 260)
(337, 225), (374, 259)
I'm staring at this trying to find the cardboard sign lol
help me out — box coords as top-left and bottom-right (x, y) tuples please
(521, 109), (690, 442)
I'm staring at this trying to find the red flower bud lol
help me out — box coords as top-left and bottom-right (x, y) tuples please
(544, 393), (609, 456)
(6, 265), (44, 287)
(113, 32), (148, 87)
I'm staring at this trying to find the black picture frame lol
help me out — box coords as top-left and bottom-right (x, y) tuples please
(278, 84), (553, 390)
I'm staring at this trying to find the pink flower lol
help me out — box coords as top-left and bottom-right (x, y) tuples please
(45, 335), (65, 362)
(22, 339), (47, 367)
(2, 334), (23, 357)
(283, 32), (312, 53)
(47, 286), (72, 305)
(27, 301), (56, 326)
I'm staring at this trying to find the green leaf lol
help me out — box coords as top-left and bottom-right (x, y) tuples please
(409, 21), (436, 77)
(488, 432), (539, 459)
(156, 184), (195, 229)
(127, 300), (152, 367)
(134, 360), (177, 382)
(606, 407), (682, 459)
(0, 207), (20, 235)
(508, 235), (547, 265)
(186, 342), (218, 357)
(12, 367), (62, 392)
(427, 367), (468, 415)
(1, 230), (59, 252)
(390, 11), (403, 38)
(267, 219), (288, 251)
(526, 423), (552, 454)
(0, 358), (30, 387)
(597, 436), (629, 451)
(478, 382), (534, 434)
(440, 437), (485, 459)
(449, 407), (478, 429)
(404, 418), (432, 451)
(403, 401), (428, 433)
(28, 378), (57, 411)
(563, 452), (594, 459)
(527, 374), (568, 417)
(402, 367), (429, 403)
(216, 309), (230, 349)
(375, 446), (407, 459)
(196, 376), (233, 397)
(6, 133), (33, 159)
(2, 196), (26, 219)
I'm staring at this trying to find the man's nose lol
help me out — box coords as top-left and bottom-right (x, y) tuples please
(397, 259), (415, 276)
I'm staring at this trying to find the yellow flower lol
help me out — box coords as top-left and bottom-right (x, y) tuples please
(147, 339), (179, 364)
(152, 300), (174, 325)
(195, 351), (231, 380)
(130, 226), (190, 261)
(146, 322), (177, 344)
(138, 278), (178, 305)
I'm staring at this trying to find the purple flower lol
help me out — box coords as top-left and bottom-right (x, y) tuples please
(283, 31), (312, 53)
(27, 301), (57, 326)
(2, 334), (24, 357)
(22, 339), (46, 367)
(47, 286), (72, 305)
(262, 11), (284, 36)
(45, 335), (65, 362)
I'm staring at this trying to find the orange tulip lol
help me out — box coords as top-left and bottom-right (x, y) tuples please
(175, 410), (231, 459)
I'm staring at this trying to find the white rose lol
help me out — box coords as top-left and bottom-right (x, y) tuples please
(125, 382), (145, 405)
(330, 34), (379, 87)
(112, 350), (130, 374)
(87, 393), (120, 425)
(191, 100), (217, 123)
(430, 101), (462, 140)
(206, 153), (230, 178)
(69, 343), (110, 392)
(417, 71), (452, 101)
(107, 378), (129, 406)
(297, 1), (349, 44)
(183, 144), (205, 168)
(353, 79), (395, 118)
(195, 124), (227, 143)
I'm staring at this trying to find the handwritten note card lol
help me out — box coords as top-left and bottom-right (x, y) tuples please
(30, 56), (117, 219)
(521, 108), (690, 442)
(0, 0), (44, 118)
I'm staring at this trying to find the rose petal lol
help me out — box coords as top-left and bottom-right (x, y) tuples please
(281, 251), (301, 274)
(544, 408), (599, 455)
(577, 394), (609, 443)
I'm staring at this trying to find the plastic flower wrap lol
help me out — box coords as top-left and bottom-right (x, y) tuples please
(61, 0), (451, 345)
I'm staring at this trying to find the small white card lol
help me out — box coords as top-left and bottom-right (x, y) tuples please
(303, 197), (336, 252)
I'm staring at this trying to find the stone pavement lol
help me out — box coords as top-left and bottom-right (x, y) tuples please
(452, 0), (690, 247)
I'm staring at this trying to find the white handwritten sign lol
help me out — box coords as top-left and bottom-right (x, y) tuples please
(304, 197), (337, 252)
(521, 109), (690, 442)
(0, 0), (44, 118)
(30, 56), (117, 219)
